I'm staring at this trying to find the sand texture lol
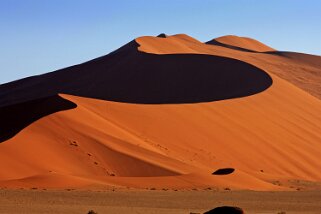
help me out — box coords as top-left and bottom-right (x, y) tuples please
(1, 189), (321, 214)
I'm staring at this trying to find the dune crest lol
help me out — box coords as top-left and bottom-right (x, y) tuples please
(206, 35), (276, 52)
(0, 95), (76, 142)
(136, 34), (321, 99)
(0, 39), (272, 105)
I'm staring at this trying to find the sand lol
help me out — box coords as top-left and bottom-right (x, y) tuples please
(0, 34), (320, 191)
(206, 35), (276, 52)
(138, 34), (321, 99)
(0, 189), (321, 214)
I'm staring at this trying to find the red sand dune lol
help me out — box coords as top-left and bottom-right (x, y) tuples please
(0, 40), (272, 105)
(0, 34), (320, 190)
(206, 35), (276, 52)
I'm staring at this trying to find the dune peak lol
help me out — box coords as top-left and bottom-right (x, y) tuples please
(156, 33), (167, 38)
(206, 35), (276, 52)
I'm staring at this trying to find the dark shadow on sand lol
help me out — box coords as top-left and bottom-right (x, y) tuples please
(0, 95), (76, 143)
(0, 41), (272, 106)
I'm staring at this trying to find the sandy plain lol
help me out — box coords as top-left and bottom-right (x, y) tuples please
(1, 189), (321, 214)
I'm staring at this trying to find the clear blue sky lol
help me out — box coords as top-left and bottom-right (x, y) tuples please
(0, 0), (320, 84)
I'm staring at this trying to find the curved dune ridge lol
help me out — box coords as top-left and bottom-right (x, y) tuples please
(0, 34), (321, 190)
(0, 41), (272, 106)
(0, 95), (76, 142)
(206, 35), (276, 52)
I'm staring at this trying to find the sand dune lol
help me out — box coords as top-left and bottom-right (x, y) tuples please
(138, 34), (321, 99)
(0, 95), (76, 142)
(206, 35), (276, 52)
(0, 41), (272, 105)
(0, 34), (320, 190)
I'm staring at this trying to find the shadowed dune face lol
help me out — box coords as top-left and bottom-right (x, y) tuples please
(0, 95), (76, 143)
(0, 41), (272, 105)
(75, 52), (272, 104)
(137, 35), (321, 100)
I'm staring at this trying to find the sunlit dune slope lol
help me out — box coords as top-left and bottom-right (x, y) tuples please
(0, 34), (320, 190)
(206, 35), (276, 52)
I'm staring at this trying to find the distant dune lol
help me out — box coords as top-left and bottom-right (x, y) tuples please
(0, 34), (320, 190)
(206, 35), (276, 52)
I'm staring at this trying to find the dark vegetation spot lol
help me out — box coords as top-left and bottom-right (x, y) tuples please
(87, 210), (98, 214)
(110, 173), (115, 176)
(212, 168), (235, 175)
(94, 162), (98, 165)
(203, 206), (244, 214)
(260, 169), (264, 172)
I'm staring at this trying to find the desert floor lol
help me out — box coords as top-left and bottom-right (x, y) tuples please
(0, 189), (320, 214)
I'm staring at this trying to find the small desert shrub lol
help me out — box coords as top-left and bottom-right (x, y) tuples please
(87, 210), (97, 214)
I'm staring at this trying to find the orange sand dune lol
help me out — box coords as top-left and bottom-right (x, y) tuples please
(0, 38), (272, 106)
(206, 35), (276, 52)
(138, 34), (321, 99)
(0, 34), (320, 190)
